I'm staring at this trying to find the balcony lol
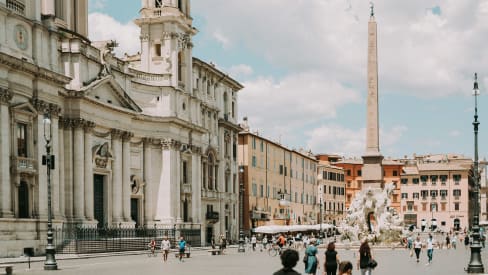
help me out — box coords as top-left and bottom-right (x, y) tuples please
(7, 0), (25, 16)
(273, 213), (290, 220)
(279, 199), (290, 208)
(11, 156), (37, 175)
(205, 211), (219, 223)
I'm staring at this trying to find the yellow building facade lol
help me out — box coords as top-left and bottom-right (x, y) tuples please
(238, 130), (318, 233)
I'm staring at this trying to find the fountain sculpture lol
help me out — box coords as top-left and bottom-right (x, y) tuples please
(339, 183), (404, 244)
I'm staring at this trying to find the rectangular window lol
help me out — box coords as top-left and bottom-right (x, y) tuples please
(412, 178), (419, 184)
(440, 190), (448, 199)
(393, 170), (398, 176)
(440, 175), (448, 184)
(260, 185), (264, 198)
(401, 178), (408, 184)
(260, 141), (264, 152)
(407, 201), (414, 211)
(17, 123), (27, 157)
(323, 171), (327, 179)
(252, 137), (256, 149)
(441, 203), (446, 211)
(182, 161), (188, 184)
(453, 189), (461, 196)
(155, 44), (162, 56)
(454, 202), (460, 211)
(401, 193), (408, 199)
(252, 156), (257, 167)
(252, 183), (257, 197)
(420, 175), (428, 184)
(453, 174), (461, 184)
(279, 165), (283, 175)
(430, 175), (438, 185)
(358, 170), (362, 176)
(347, 170), (351, 176)
(430, 190), (438, 198)
(421, 190), (428, 199)
(413, 193), (419, 199)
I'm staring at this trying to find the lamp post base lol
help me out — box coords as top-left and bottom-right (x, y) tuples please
(466, 243), (484, 273)
(44, 247), (58, 270)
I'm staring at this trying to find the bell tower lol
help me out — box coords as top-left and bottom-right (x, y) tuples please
(135, 0), (196, 88)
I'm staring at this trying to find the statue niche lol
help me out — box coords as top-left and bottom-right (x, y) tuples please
(92, 142), (113, 169)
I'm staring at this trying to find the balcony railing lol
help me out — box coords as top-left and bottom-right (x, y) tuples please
(11, 156), (37, 175)
(129, 68), (170, 83)
(7, 0), (25, 16)
(205, 211), (219, 221)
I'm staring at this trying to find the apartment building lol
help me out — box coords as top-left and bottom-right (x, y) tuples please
(238, 128), (318, 233)
(399, 154), (472, 231)
(316, 155), (346, 226)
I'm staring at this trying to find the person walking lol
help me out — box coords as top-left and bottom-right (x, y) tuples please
(272, 249), (301, 275)
(178, 236), (186, 262)
(251, 235), (257, 251)
(161, 236), (171, 262)
(357, 240), (374, 275)
(426, 234), (434, 265)
(324, 242), (340, 275)
(451, 234), (457, 249)
(413, 236), (422, 263)
(304, 238), (319, 275)
(464, 233), (470, 249)
(148, 239), (156, 256)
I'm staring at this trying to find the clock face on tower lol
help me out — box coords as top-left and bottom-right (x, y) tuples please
(13, 24), (28, 50)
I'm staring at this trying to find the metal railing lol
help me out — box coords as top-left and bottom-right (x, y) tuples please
(6, 0), (25, 15)
(54, 223), (201, 254)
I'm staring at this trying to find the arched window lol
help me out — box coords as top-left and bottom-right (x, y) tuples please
(18, 181), (29, 218)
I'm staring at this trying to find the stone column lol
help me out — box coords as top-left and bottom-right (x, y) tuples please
(155, 139), (176, 224)
(0, 88), (12, 217)
(122, 131), (133, 222)
(143, 138), (153, 224)
(191, 151), (201, 223)
(73, 119), (85, 221)
(51, 114), (61, 218)
(111, 129), (123, 223)
(175, 148), (182, 223)
(63, 119), (73, 219)
(84, 121), (95, 221)
(57, 119), (65, 219)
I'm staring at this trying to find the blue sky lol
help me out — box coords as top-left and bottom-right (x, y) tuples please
(88, 0), (488, 160)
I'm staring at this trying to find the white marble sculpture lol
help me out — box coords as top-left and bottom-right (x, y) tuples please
(339, 183), (403, 243)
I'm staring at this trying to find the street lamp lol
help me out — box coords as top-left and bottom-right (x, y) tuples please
(238, 165), (245, 253)
(42, 113), (57, 270)
(467, 73), (484, 273)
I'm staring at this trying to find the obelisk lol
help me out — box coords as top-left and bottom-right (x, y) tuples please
(362, 4), (384, 189)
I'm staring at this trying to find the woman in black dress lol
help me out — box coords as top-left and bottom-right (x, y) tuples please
(324, 242), (340, 275)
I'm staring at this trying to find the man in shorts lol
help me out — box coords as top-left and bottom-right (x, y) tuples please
(178, 236), (186, 262)
(161, 235), (171, 262)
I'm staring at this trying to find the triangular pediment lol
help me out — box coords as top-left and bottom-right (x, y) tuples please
(11, 102), (38, 118)
(82, 76), (142, 113)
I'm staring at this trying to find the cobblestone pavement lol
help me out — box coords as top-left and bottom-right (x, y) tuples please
(3, 244), (488, 275)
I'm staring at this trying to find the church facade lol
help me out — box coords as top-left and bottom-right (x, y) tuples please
(0, 0), (242, 257)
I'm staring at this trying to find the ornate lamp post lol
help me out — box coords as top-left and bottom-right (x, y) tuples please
(467, 73), (484, 273)
(43, 113), (57, 270)
(238, 165), (245, 253)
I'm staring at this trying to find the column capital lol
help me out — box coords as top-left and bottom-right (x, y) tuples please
(111, 129), (124, 140)
(83, 121), (96, 133)
(0, 87), (13, 104)
(122, 131), (134, 142)
(72, 118), (86, 129)
(30, 97), (61, 117)
(161, 138), (181, 150)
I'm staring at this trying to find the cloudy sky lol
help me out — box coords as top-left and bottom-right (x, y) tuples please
(88, 0), (488, 159)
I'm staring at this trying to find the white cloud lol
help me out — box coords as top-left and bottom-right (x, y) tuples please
(88, 13), (139, 57)
(89, 0), (107, 10)
(305, 124), (407, 157)
(239, 72), (361, 146)
(212, 30), (231, 49)
(193, 0), (488, 98)
(228, 64), (253, 79)
(449, 130), (461, 137)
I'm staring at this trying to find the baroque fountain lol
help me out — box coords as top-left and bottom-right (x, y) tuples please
(339, 183), (404, 244)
